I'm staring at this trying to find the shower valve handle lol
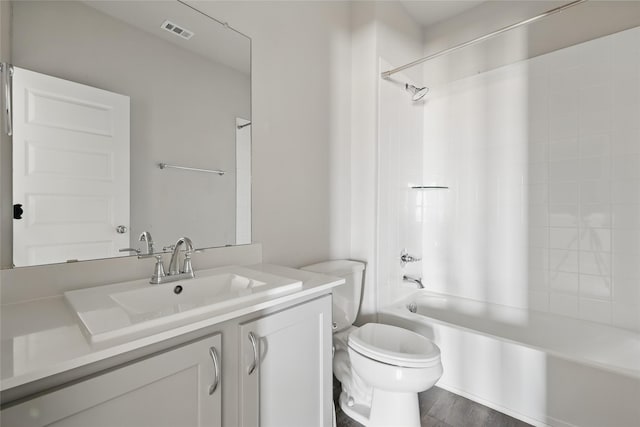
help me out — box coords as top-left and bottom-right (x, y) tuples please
(400, 249), (421, 267)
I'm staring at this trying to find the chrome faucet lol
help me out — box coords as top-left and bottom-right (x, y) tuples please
(148, 237), (195, 285)
(139, 231), (154, 255)
(403, 274), (424, 289)
(400, 249), (421, 267)
(168, 236), (194, 275)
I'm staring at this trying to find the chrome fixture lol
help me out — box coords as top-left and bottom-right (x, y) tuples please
(208, 346), (220, 395)
(115, 225), (128, 234)
(406, 83), (429, 101)
(247, 332), (259, 375)
(407, 302), (418, 313)
(158, 162), (225, 176)
(403, 275), (424, 289)
(168, 236), (195, 275)
(148, 236), (196, 285)
(1, 63), (13, 136)
(410, 185), (449, 190)
(139, 231), (154, 255)
(119, 248), (141, 255)
(381, 0), (588, 78)
(400, 249), (421, 267)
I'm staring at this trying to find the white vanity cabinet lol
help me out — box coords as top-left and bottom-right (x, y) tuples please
(238, 295), (333, 427)
(1, 334), (222, 427)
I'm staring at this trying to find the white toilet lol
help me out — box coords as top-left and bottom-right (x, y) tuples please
(302, 260), (443, 427)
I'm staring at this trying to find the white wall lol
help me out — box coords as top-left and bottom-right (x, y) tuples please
(188, 1), (353, 268)
(350, 1), (424, 322)
(421, 26), (640, 332)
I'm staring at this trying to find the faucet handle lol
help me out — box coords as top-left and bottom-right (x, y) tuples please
(182, 251), (194, 275)
(400, 249), (422, 267)
(150, 255), (166, 284)
(139, 231), (154, 255)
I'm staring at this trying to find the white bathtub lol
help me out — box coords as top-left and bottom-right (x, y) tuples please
(380, 291), (640, 427)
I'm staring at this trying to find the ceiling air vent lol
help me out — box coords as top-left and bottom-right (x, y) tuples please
(161, 20), (194, 40)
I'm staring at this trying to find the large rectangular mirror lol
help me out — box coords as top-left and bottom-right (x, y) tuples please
(0, 0), (251, 268)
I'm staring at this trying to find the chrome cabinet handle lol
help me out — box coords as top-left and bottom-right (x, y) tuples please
(208, 346), (220, 395)
(247, 332), (259, 375)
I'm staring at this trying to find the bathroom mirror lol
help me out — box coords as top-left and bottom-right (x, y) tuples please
(1, 0), (251, 268)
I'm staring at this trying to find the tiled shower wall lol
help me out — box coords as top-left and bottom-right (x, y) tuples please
(422, 27), (639, 331)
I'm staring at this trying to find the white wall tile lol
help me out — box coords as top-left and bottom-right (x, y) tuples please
(418, 27), (639, 331)
(580, 203), (611, 228)
(549, 204), (579, 227)
(528, 290), (550, 312)
(612, 229), (640, 255)
(579, 227), (611, 252)
(580, 181), (610, 204)
(580, 273), (612, 299)
(612, 203), (640, 229)
(550, 249), (579, 272)
(579, 252), (611, 276)
(549, 159), (579, 182)
(579, 298), (612, 324)
(613, 277), (640, 304)
(549, 182), (579, 204)
(579, 134), (610, 159)
(612, 302), (640, 331)
(550, 292), (579, 318)
(528, 227), (549, 248)
(550, 271), (579, 293)
(579, 157), (611, 181)
(529, 162), (548, 184)
(612, 180), (640, 204)
(549, 139), (579, 161)
(612, 154), (640, 183)
(613, 254), (640, 279)
(549, 227), (579, 250)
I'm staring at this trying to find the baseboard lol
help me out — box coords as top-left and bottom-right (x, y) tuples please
(436, 382), (577, 427)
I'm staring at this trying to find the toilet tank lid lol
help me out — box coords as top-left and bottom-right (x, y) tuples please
(301, 260), (365, 276)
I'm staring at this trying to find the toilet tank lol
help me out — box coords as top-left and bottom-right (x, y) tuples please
(301, 260), (365, 332)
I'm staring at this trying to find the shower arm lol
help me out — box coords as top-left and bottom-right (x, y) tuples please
(381, 0), (588, 79)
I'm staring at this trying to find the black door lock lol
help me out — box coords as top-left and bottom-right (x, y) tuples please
(13, 204), (23, 220)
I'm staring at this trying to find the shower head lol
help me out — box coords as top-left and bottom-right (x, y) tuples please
(405, 83), (429, 101)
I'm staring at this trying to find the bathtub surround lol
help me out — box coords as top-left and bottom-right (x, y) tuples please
(421, 27), (640, 331)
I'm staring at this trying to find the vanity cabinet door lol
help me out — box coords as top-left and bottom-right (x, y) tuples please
(1, 334), (222, 427)
(239, 295), (332, 427)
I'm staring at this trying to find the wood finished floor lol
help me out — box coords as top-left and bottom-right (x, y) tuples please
(334, 378), (532, 427)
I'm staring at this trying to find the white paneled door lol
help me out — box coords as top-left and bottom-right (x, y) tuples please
(12, 67), (130, 267)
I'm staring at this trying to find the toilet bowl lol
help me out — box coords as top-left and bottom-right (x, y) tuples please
(301, 261), (443, 427)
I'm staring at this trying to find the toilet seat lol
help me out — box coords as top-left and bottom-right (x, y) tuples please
(348, 323), (440, 368)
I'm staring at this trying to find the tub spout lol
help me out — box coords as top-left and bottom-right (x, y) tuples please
(403, 275), (424, 289)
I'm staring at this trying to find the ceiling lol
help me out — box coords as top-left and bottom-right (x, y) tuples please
(399, 1), (485, 28)
(83, 1), (250, 75)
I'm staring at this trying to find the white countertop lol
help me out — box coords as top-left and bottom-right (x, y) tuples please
(0, 264), (343, 395)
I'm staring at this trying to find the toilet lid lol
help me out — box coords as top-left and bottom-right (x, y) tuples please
(348, 323), (440, 368)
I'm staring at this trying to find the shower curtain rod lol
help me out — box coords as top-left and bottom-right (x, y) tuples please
(381, 0), (588, 79)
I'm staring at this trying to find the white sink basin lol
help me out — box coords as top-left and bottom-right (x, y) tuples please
(64, 266), (302, 345)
